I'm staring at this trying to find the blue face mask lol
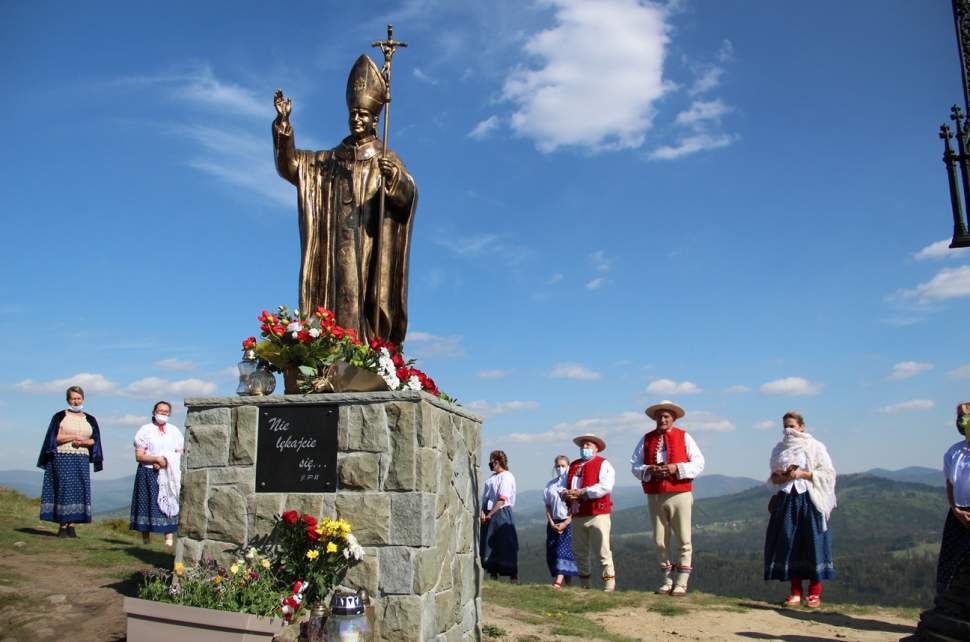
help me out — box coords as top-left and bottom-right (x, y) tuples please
(67, 405), (83, 413)
(580, 448), (594, 460)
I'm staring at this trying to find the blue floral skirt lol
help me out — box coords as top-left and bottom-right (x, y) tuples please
(129, 466), (179, 533)
(546, 518), (579, 577)
(40, 453), (92, 524)
(764, 490), (835, 581)
(481, 507), (519, 577)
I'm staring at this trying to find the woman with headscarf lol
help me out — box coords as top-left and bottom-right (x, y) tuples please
(36, 386), (104, 537)
(544, 454), (579, 588)
(764, 411), (837, 608)
(936, 402), (970, 595)
(480, 450), (518, 582)
(130, 401), (183, 546)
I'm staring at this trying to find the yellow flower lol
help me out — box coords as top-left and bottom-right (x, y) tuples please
(261, 559), (271, 569)
(213, 576), (222, 585)
(306, 549), (320, 560)
(174, 562), (185, 576)
(326, 542), (338, 554)
(229, 564), (239, 575)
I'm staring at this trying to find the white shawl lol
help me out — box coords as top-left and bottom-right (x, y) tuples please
(768, 428), (837, 528)
(157, 450), (182, 517)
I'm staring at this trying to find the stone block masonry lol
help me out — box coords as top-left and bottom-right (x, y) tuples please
(175, 390), (483, 642)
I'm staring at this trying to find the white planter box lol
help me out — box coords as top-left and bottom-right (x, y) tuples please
(123, 597), (287, 642)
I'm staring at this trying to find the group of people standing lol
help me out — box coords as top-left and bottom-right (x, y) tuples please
(36, 386), (184, 545)
(480, 399), (839, 607)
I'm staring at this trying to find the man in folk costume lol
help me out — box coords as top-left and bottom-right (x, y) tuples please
(273, 54), (417, 345)
(561, 433), (616, 591)
(630, 400), (705, 596)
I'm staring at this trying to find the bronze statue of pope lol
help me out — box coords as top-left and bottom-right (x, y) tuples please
(273, 54), (417, 346)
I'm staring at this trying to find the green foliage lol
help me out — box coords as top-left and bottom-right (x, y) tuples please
(138, 553), (286, 617)
(482, 623), (508, 638)
(270, 512), (363, 605)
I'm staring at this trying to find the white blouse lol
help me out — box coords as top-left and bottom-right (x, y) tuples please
(770, 449), (810, 495)
(482, 470), (516, 511)
(134, 423), (184, 468)
(944, 440), (970, 507)
(544, 475), (569, 520)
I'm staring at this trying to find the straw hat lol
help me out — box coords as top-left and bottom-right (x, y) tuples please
(572, 433), (606, 452)
(644, 400), (685, 421)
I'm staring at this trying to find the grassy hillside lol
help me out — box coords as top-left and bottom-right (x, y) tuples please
(0, 469), (136, 515)
(516, 474), (947, 608)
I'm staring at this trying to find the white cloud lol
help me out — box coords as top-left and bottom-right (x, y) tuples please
(948, 364), (970, 379)
(468, 116), (500, 140)
(155, 358), (195, 372)
(549, 410), (650, 438)
(117, 63), (264, 117)
(549, 363), (602, 380)
(893, 265), (970, 303)
(505, 429), (574, 444)
(501, 0), (671, 152)
(412, 67), (438, 85)
(681, 410), (734, 433)
(547, 273), (564, 285)
(724, 385), (751, 394)
(688, 66), (724, 96)
(878, 399), (935, 414)
(589, 250), (612, 272)
(645, 378), (702, 395)
(759, 377), (822, 396)
(585, 277), (606, 290)
(887, 361), (933, 381)
(649, 132), (739, 160)
(15, 372), (120, 395)
(477, 370), (512, 379)
(913, 239), (963, 261)
(406, 332), (465, 358)
(102, 414), (149, 428)
(123, 377), (218, 398)
(674, 99), (732, 126)
(753, 419), (775, 431)
(433, 232), (530, 265)
(466, 400), (539, 418)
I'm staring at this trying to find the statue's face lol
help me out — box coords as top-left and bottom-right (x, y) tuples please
(348, 108), (376, 140)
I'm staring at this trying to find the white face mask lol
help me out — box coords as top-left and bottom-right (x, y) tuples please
(555, 465), (567, 476)
(154, 414), (170, 425)
(67, 405), (83, 413)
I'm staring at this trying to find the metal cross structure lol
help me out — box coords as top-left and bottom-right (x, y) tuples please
(941, 0), (970, 248)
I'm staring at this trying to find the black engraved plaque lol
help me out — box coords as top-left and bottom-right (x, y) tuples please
(255, 405), (338, 493)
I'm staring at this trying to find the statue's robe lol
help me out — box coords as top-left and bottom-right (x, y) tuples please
(274, 126), (416, 345)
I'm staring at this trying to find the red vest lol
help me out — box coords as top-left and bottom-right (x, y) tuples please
(566, 456), (613, 516)
(641, 427), (693, 495)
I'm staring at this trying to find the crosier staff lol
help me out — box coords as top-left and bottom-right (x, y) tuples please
(371, 25), (408, 336)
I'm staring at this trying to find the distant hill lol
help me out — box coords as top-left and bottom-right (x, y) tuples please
(863, 465), (943, 487)
(0, 469), (135, 515)
(516, 473), (949, 608)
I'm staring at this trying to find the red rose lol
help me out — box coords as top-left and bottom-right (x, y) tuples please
(331, 326), (345, 340)
(281, 510), (299, 525)
(345, 328), (357, 341)
(297, 330), (312, 344)
(302, 514), (317, 528)
(369, 339), (381, 350)
(305, 525), (321, 542)
(392, 353), (405, 368)
(242, 336), (257, 350)
(273, 325), (285, 336)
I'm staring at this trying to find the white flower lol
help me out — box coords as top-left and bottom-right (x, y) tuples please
(377, 348), (401, 390)
(343, 534), (365, 561)
(406, 375), (422, 391)
(291, 332), (299, 339)
(286, 321), (303, 333)
(309, 328), (320, 338)
(246, 547), (257, 560)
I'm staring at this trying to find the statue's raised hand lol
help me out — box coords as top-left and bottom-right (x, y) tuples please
(274, 89), (292, 128)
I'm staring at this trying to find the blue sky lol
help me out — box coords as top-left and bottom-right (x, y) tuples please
(2, 0), (970, 491)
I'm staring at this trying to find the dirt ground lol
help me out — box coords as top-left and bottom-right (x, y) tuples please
(0, 529), (134, 642)
(483, 601), (919, 642)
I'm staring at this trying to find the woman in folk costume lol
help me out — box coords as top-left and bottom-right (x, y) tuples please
(37, 385), (104, 537)
(129, 401), (183, 546)
(544, 455), (579, 588)
(936, 402), (970, 595)
(480, 450), (519, 582)
(764, 411), (837, 608)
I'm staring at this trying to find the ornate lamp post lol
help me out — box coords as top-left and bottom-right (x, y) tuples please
(942, 0), (970, 248)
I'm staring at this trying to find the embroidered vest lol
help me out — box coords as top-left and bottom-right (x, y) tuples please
(566, 456), (613, 516)
(642, 427), (693, 495)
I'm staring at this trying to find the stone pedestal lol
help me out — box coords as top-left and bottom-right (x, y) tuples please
(175, 391), (483, 642)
